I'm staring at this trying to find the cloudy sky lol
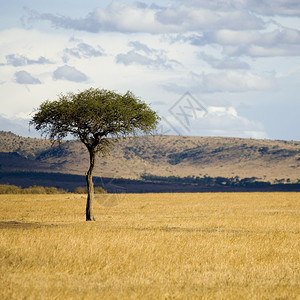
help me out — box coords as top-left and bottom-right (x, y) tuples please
(0, 0), (299, 140)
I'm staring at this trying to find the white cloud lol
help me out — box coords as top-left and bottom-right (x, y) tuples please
(188, 28), (300, 57)
(94, 1), (164, 32)
(155, 5), (264, 31)
(250, 0), (300, 17)
(208, 106), (238, 117)
(1, 54), (52, 67)
(116, 40), (180, 69)
(198, 52), (250, 69)
(164, 70), (274, 94)
(23, 3), (162, 33)
(200, 106), (267, 138)
(15, 71), (41, 84)
(53, 65), (88, 82)
(23, 1), (265, 34)
(164, 104), (268, 139)
(178, 0), (300, 17)
(63, 42), (104, 62)
(201, 71), (274, 92)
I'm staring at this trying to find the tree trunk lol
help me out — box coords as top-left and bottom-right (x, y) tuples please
(86, 149), (96, 221)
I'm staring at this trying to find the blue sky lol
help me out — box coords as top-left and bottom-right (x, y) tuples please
(0, 0), (299, 140)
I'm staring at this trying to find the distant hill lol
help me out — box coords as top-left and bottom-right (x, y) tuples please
(0, 130), (299, 184)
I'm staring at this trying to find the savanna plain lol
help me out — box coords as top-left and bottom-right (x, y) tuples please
(0, 192), (299, 299)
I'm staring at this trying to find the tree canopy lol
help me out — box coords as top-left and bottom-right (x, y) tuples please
(30, 88), (159, 153)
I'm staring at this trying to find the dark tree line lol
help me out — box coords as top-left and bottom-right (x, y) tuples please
(140, 174), (299, 188)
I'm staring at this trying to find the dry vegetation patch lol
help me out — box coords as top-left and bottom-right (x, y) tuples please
(0, 193), (299, 299)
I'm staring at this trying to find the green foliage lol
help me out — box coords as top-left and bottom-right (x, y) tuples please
(167, 147), (204, 165)
(0, 184), (22, 194)
(95, 187), (107, 194)
(274, 178), (285, 184)
(258, 146), (269, 154)
(0, 184), (66, 194)
(140, 174), (299, 188)
(74, 187), (86, 194)
(30, 88), (160, 153)
(140, 174), (274, 188)
(74, 186), (107, 194)
(123, 146), (142, 160)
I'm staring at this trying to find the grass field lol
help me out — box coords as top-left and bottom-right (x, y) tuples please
(0, 193), (299, 299)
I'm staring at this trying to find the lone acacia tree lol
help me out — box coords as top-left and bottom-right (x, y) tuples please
(30, 88), (159, 221)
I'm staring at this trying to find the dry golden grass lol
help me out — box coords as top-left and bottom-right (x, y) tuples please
(0, 193), (299, 299)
